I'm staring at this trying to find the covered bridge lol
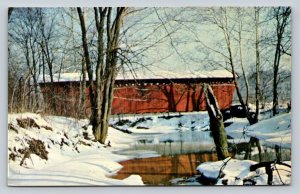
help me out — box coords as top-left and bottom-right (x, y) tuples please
(39, 70), (235, 117)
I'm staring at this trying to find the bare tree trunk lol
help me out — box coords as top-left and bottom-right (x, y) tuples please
(79, 57), (86, 118)
(77, 7), (126, 144)
(222, 10), (256, 125)
(30, 43), (39, 110)
(272, 7), (291, 116)
(237, 9), (250, 107)
(41, 42), (46, 84)
(209, 8), (259, 125)
(99, 73), (111, 142)
(228, 48), (254, 124)
(273, 43), (280, 116)
(204, 84), (229, 160)
(100, 71), (116, 143)
(98, 7), (113, 143)
(254, 8), (260, 123)
(93, 7), (107, 141)
(99, 7), (125, 143)
(77, 7), (97, 126)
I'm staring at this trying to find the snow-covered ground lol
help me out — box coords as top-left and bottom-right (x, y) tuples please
(8, 113), (143, 186)
(8, 111), (291, 186)
(8, 112), (210, 186)
(109, 112), (210, 134)
(196, 158), (291, 185)
(225, 113), (291, 149)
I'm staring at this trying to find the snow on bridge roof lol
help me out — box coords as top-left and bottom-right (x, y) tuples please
(38, 69), (233, 83)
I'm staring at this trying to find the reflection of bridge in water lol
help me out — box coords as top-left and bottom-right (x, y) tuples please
(112, 153), (218, 185)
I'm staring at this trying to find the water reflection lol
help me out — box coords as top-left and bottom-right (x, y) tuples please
(113, 152), (218, 185)
(112, 129), (291, 185)
(131, 130), (216, 156)
(112, 130), (218, 185)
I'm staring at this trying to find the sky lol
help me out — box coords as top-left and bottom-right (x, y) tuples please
(119, 7), (292, 76)
(8, 7), (292, 77)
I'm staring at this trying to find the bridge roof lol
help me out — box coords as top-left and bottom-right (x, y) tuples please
(39, 69), (233, 83)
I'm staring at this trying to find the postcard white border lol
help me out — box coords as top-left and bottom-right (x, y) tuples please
(1, 0), (299, 194)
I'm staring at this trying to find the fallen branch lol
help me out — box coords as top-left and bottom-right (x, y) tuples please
(218, 157), (232, 179)
(249, 160), (291, 185)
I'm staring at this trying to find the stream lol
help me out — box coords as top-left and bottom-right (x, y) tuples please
(112, 130), (219, 185)
(111, 129), (291, 185)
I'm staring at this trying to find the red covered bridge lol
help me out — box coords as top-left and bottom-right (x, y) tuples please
(39, 70), (235, 117)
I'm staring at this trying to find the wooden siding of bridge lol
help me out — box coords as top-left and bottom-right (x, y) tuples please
(39, 80), (235, 117)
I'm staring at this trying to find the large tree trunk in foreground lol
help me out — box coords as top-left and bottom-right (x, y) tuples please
(204, 84), (229, 160)
(77, 7), (99, 141)
(77, 7), (126, 144)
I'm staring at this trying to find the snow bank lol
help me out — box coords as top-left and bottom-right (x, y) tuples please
(8, 113), (143, 186)
(8, 111), (292, 186)
(197, 158), (291, 185)
(225, 113), (291, 148)
(225, 117), (250, 141)
(247, 113), (291, 148)
(8, 112), (212, 186)
(197, 113), (292, 186)
(110, 112), (210, 134)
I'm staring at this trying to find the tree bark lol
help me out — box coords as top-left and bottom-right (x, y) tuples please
(77, 7), (97, 136)
(204, 84), (229, 160)
(77, 7), (126, 144)
(92, 7), (107, 141)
